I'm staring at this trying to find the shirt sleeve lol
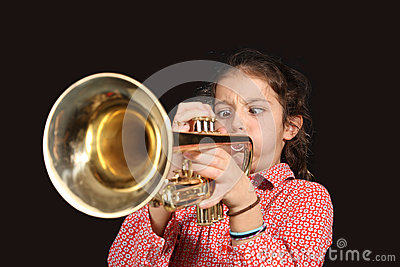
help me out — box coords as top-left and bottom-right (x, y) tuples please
(107, 204), (179, 267)
(225, 182), (334, 266)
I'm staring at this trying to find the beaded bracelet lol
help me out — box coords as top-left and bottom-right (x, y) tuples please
(229, 222), (267, 241)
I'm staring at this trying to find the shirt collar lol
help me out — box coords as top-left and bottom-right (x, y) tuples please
(249, 163), (295, 190)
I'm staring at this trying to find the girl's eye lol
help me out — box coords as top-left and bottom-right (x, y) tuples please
(249, 107), (265, 115)
(216, 109), (232, 118)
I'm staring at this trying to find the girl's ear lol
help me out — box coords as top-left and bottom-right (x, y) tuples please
(283, 115), (303, 141)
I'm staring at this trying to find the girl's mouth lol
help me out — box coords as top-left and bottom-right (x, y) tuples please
(231, 143), (244, 152)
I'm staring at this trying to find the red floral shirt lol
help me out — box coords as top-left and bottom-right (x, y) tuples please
(108, 163), (333, 266)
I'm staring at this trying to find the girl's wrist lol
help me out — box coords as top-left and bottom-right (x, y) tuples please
(228, 199), (264, 245)
(223, 174), (258, 211)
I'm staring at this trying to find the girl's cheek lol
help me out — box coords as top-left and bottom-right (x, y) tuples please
(249, 119), (273, 153)
(247, 120), (263, 142)
(247, 128), (262, 155)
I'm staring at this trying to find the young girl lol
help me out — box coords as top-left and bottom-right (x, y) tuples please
(108, 49), (333, 266)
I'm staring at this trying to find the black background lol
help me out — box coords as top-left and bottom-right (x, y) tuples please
(5, 3), (399, 266)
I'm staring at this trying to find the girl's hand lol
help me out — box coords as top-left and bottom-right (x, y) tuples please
(172, 101), (257, 211)
(172, 102), (215, 132)
(183, 147), (257, 211)
(167, 102), (215, 178)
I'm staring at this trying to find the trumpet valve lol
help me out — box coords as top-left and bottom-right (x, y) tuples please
(189, 116), (217, 133)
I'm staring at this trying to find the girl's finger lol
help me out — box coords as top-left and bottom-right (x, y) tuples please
(178, 102), (215, 116)
(184, 147), (231, 164)
(185, 147), (230, 159)
(184, 151), (227, 171)
(175, 109), (212, 122)
(198, 195), (223, 209)
(172, 124), (190, 132)
(202, 103), (216, 117)
(191, 163), (223, 179)
(174, 102), (214, 122)
(198, 181), (238, 209)
(191, 163), (243, 184)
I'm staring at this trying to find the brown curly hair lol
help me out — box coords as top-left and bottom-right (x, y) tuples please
(195, 48), (314, 181)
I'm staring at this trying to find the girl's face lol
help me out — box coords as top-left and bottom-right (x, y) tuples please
(214, 72), (289, 173)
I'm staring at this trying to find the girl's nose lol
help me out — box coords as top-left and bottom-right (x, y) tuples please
(231, 113), (246, 133)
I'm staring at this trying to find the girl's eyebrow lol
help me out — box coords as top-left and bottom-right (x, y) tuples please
(246, 98), (272, 104)
(215, 98), (272, 106)
(214, 100), (228, 106)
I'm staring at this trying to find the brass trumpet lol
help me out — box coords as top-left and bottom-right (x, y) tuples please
(43, 73), (253, 225)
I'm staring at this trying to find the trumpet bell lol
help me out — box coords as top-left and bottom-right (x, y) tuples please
(43, 73), (173, 218)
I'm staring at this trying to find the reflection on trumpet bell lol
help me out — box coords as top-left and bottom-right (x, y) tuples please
(85, 97), (161, 191)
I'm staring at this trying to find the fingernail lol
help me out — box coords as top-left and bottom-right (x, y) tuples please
(198, 202), (207, 209)
(183, 151), (193, 157)
(184, 151), (199, 157)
